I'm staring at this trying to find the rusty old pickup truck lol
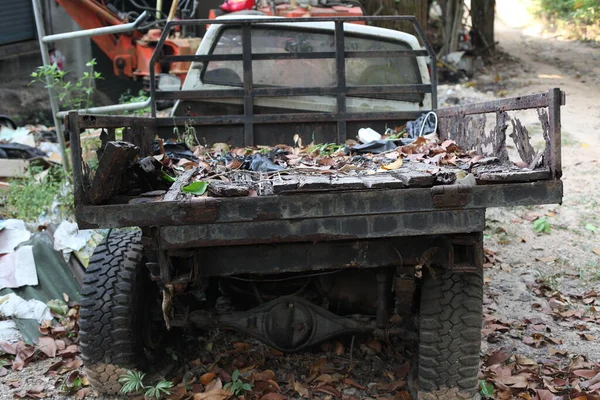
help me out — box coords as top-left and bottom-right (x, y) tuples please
(67, 15), (563, 400)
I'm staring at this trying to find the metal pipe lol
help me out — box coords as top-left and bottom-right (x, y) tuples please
(32, 0), (70, 173)
(43, 11), (149, 43)
(156, 0), (163, 20)
(56, 99), (152, 118)
(167, 0), (179, 21)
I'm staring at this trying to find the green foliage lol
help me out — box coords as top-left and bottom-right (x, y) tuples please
(161, 170), (177, 183)
(182, 181), (208, 196)
(585, 223), (597, 233)
(118, 89), (151, 116)
(533, 216), (552, 234)
(531, 0), (600, 26)
(119, 370), (173, 399)
(173, 121), (199, 149)
(224, 370), (253, 396)
(3, 165), (73, 222)
(30, 59), (102, 110)
(144, 380), (173, 399)
(119, 370), (146, 395)
(308, 143), (344, 157)
(479, 380), (495, 398)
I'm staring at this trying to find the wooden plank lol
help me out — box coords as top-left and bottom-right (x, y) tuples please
(207, 181), (250, 197)
(297, 175), (331, 190)
(360, 174), (404, 189)
(435, 91), (562, 117)
(88, 141), (138, 205)
(330, 175), (365, 190)
(392, 170), (435, 187)
(476, 170), (550, 183)
(164, 168), (196, 202)
(75, 181), (562, 229)
(272, 177), (299, 193)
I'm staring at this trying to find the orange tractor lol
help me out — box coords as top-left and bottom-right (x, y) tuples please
(56, 0), (366, 86)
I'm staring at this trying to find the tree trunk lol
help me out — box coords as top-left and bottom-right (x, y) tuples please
(471, 0), (495, 50)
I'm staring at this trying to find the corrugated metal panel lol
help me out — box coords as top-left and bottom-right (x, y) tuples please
(0, 1), (36, 46)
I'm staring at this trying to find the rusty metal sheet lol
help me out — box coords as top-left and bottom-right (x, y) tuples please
(159, 209), (486, 249)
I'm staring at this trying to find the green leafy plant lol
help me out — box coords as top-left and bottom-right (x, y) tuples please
(533, 216), (552, 234)
(30, 59), (102, 110)
(119, 370), (174, 399)
(479, 380), (494, 398)
(119, 370), (146, 395)
(119, 89), (151, 116)
(3, 165), (73, 222)
(173, 121), (199, 149)
(182, 181), (208, 195)
(307, 143), (344, 157)
(144, 380), (173, 399)
(224, 370), (253, 396)
(585, 223), (597, 233)
(161, 170), (177, 183)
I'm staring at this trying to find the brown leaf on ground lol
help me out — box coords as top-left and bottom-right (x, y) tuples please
(334, 341), (344, 356)
(344, 378), (366, 390)
(260, 394), (287, 400)
(494, 375), (529, 389)
(579, 334), (597, 341)
(309, 358), (326, 377)
(231, 342), (250, 353)
(267, 379), (280, 392)
(592, 249), (600, 257)
(516, 355), (537, 366)
(315, 374), (334, 383)
(253, 370), (276, 382)
(76, 387), (90, 399)
(315, 384), (342, 397)
(378, 380), (406, 392)
(200, 373), (217, 385)
(193, 388), (232, 400)
(485, 349), (513, 366)
(205, 378), (223, 393)
(37, 337), (57, 358)
(166, 384), (187, 400)
(367, 339), (382, 353)
(0, 367), (8, 377)
(293, 381), (310, 398)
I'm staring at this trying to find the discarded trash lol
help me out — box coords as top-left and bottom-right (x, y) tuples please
(249, 153), (284, 172)
(0, 246), (38, 290)
(358, 127), (382, 143)
(0, 219), (32, 254)
(53, 221), (93, 261)
(0, 320), (22, 343)
(0, 293), (52, 323)
(348, 140), (397, 154)
(406, 112), (438, 138)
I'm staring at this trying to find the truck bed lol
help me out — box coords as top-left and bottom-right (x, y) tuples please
(67, 90), (564, 246)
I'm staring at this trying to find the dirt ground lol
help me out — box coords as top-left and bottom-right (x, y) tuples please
(1, 15), (600, 400)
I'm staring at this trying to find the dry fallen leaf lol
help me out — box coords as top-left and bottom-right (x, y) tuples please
(382, 157), (403, 170)
(593, 249), (600, 257)
(344, 378), (366, 390)
(36, 337), (57, 358)
(200, 372), (216, 385)
(193, 388), (232, 400)
(293, 381), (310, 398)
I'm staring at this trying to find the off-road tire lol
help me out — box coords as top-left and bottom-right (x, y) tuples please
(79, 230), (147, 394)
(417, 268), (483, 400)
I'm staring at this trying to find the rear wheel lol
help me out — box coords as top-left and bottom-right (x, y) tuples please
(416, 268), (483, 400)
(79, 230), (157, 394)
